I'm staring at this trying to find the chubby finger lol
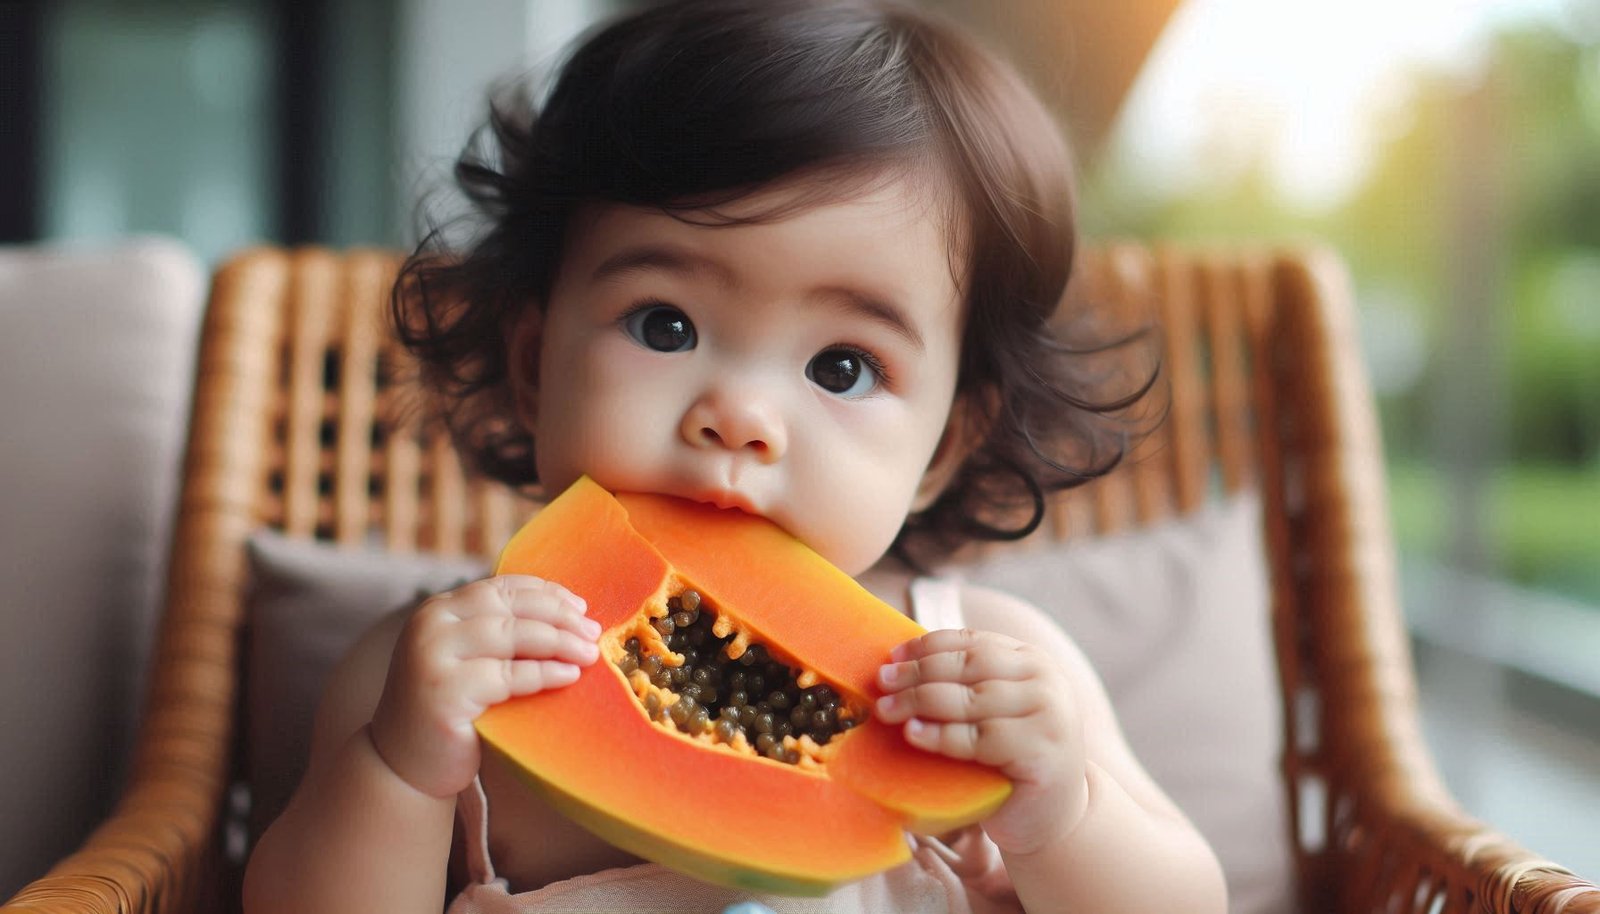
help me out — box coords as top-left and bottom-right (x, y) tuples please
(452, 615), (601, 665)
(877, 646), (1034, 692)
(901, 715), (1035, 766)
(499, 576), (602, 639)
(440, 576), (600, 638)
(889, 628), (1025, 664)
(875, 679), (1040, 724)
(462, 657), (583, 707)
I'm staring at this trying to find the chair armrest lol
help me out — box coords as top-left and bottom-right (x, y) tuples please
(1327, 765), (1599, 912)
(1, 251), (291, 914)
(1264, 251), (1600, 913)
(1, 778), (227, 913)
(1, 610), (240, 914)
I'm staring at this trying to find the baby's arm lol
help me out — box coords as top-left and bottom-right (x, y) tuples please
(877, 585), (1227, 913)
(242, 577), (599, 914)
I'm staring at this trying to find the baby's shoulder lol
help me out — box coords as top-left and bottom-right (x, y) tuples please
(952, 580), (1058, 639)
(953, 580), (1099, 673)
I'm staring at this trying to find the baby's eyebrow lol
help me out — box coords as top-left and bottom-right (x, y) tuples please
(813, 287), (925, 353)
(591, 244), (737, 289)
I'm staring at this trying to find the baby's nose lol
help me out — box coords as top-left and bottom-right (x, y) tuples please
(680, 389), (786, 462)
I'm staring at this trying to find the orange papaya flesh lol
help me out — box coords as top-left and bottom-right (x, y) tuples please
(615, 491), (1016, 833)
(474, 476), (1012, 895)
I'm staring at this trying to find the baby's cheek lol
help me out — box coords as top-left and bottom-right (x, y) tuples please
(791, 467), (919, 577)
(537, 394), (664, 494)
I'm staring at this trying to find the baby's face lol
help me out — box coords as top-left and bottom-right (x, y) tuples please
(516, 172), (965, 576)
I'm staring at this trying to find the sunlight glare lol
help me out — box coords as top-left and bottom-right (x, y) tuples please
(1109, 0), (1567, 210)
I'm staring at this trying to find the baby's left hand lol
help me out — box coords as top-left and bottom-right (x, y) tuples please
(876, 629), (1090, 855)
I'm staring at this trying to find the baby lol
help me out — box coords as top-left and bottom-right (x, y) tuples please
(243, 1), (1226, 911)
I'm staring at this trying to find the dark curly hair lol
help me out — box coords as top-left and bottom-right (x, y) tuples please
(391, 0), (1160, 570)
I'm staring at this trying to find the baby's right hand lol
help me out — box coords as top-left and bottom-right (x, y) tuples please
(369, 575), (602, 798)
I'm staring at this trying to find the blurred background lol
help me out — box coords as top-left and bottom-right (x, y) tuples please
(2, 0), (1595, 878)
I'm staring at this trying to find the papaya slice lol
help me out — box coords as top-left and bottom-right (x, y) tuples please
(474, 476), (1011, 896)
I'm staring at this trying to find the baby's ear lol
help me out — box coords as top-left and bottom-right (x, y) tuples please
(505, 307), (544, 430)
(911, 390), (989, 513)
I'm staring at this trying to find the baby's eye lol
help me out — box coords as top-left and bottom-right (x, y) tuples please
(622, 304), (697, 352)
(807, 347), (881, 398)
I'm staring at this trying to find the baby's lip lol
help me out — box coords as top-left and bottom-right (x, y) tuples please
(688, 488), (760, 516)
(615, 481), (760, 517)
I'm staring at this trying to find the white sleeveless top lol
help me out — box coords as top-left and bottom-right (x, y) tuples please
(446, 577), (1021, 914)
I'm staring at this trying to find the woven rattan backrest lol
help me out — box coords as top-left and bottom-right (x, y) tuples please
(244, 249), (536, 555)
(1013, 242), (1270, 542)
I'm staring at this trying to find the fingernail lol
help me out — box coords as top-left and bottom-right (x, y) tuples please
(581, 617), (602, 638)
(906, 718), (926, 741)
(890, 644), (909, 662)
(553, 663), (580, 683)
(878, 663), (899, 688)
(876, 694), (899, 716)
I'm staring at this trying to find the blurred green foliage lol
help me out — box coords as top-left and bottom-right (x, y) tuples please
(1389, 462), (1600, 604)
(1082, 19), (1600, 602)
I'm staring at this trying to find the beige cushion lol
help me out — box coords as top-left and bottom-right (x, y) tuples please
(242, 492), (1290, 913)
(0, 237), (205, 897)
(965, 491), (1292, 914)
(244, 532), (485, 840)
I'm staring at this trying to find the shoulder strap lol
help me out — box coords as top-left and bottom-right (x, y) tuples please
(908, 575), (966, 631)
(456, 776), (498, 885)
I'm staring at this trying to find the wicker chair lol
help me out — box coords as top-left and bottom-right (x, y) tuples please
(5, 244), (1596, 914)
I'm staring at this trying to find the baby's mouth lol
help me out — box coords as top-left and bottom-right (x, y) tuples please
(694, 489), (759, 514)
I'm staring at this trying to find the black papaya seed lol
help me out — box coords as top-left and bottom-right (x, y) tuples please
(669, 701), (691, 727)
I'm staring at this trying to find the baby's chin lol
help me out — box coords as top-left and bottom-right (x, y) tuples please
(782, 521), (899, 580)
